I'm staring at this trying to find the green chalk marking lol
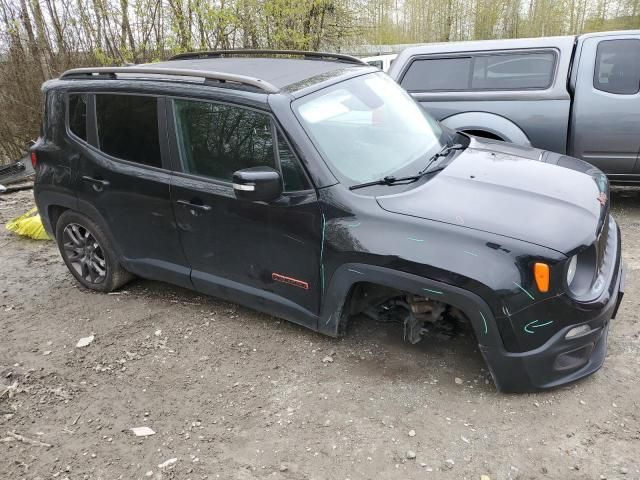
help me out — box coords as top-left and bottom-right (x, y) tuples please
(422, 288), (443, 295)
(480, 311), (488, 335)
(513, 281), (535, 301)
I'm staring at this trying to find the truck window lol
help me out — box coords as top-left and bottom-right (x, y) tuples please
(594, 39), (640, 95)
(401, 57), (472, 91)
(472, 52), (555, 89)
(401, 51), (556, 92)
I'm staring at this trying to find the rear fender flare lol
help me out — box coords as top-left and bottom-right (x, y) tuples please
(441, 112), (531, 146)
(318, 263), (501, 348)
(73, 197), (125, 262)
(34, 190), (77, 235)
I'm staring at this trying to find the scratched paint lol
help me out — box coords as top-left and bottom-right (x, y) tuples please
(480, 311), (488, 335)
(407, 237), (424, 242)
(512, 281), (535, 301)
(346, 222), (361, 227)
(348, 268), (364, 275)
(463, 251), (478, 257)
(524, 319), (554, 334)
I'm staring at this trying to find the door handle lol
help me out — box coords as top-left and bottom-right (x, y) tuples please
(176, 199), (212, 212)
(82, 175), (110, 191)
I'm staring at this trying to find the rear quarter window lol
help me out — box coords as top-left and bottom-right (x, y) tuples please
(68, 94), (87, 141)
(401, 51), (556, 92)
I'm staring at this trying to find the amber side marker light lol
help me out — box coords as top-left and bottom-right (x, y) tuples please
(534, 262), (550, 293)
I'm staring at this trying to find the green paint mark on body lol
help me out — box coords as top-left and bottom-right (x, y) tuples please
(320, 213), (326, 292)
(422, 288), (443, 295)
(524, 319), (554, 334)
(480, 311), (488, 335)
(513, 281), (535, 301)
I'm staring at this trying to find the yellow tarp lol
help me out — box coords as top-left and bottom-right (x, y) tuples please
(5, 207), (51, 240)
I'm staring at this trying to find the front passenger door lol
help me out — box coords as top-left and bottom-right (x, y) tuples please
(168, 98), (322, 325)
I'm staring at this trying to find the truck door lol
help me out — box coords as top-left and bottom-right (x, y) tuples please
(570, 35), (640, 178)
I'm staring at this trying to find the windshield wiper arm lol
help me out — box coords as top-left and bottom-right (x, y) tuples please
(418, 143), (465, 175)
(349, 174), (420, 191)
(348, 144), (466, 191)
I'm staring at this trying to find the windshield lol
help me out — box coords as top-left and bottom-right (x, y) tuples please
(293, 72), (445, 184)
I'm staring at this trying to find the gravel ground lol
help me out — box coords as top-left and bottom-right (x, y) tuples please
(1, 187), (639, 480)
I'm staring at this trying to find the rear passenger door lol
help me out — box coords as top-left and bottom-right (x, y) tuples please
(167, 97), (322, 323)
(570, 36), (640, 176)
(73, 92), (191, 288)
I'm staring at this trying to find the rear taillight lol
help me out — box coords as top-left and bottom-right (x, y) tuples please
(30, 151), (37, 168)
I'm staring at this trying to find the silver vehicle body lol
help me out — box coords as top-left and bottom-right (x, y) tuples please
(361, 54), (398, 72)
(388, 31), (640, 183)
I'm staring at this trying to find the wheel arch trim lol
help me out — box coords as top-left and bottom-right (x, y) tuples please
(318, 263), (502, 348)
(441, 111), (532, 146)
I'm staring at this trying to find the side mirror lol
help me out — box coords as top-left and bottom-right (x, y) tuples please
(232, 166), (282, 202)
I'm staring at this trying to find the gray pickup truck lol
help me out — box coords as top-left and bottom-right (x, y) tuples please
(388, 30), (640, 184)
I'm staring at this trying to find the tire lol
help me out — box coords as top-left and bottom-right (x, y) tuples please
(55, 210), (133, 292)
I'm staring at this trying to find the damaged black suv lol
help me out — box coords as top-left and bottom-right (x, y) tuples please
(33, 50), (624, 392)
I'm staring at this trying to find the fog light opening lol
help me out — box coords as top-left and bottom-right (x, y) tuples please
(565, 324), (592, 339)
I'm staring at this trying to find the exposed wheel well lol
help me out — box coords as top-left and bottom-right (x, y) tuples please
(338, 281), (471, 343)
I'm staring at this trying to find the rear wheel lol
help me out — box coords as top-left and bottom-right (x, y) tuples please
(55, 210), (132, 292)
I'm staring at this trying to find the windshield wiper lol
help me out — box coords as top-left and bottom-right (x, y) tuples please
(348, 143), (466, 191)
(349, 174), (421, 191)
(418, 143), (465, 175)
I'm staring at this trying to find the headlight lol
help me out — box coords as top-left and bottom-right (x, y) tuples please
(566, 255), (578, 286)
(565, 247), (597, 297)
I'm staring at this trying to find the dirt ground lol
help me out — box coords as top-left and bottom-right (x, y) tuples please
(1, 187), (639, 480)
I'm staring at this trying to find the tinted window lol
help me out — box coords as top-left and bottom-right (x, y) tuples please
(401, 57), (472, 91)
(594, 39), (640, 95)
(472, 52), (555, 89)
(96, 94), (161, 167)
(401, 51), (555, 91)
(174, 99), (275, 182)
(277, 131), (310, 191)
(68, 94), (87, 141)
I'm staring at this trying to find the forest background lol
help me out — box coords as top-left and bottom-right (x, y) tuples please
(1, 0), (638, 163)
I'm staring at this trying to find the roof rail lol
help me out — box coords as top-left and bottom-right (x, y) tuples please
(59, 66), (279, 93)
(169, 49), (368, 66)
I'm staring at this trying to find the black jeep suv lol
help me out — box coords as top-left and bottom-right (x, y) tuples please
(33, 50), (624, 392)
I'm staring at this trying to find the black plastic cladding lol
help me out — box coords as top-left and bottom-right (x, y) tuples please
(33, 64), (624, 392)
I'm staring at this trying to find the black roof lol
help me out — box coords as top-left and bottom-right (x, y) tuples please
(149, 57), (367, 91)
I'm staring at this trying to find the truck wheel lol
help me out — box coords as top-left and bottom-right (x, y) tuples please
(55, 210), (133, 292)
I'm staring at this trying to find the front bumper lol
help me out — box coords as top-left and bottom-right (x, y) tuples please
(481, 261), (624, 393)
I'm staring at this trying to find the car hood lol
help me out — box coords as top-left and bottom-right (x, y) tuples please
(376, 137), (609, 254)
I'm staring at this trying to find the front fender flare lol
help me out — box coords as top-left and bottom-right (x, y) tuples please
(318, 263), (501, 348)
